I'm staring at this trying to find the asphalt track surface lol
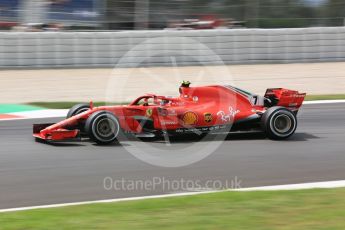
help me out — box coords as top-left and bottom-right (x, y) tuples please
(0, 103), (344, 209)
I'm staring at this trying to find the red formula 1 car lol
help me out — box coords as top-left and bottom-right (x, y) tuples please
(33, 82), (306, 144)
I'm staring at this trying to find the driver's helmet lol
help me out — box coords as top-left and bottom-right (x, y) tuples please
(160, 99), (170, 106)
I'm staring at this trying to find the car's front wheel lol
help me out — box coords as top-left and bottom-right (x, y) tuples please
(85, 111), (121, 145)
(67, 104), (90, 118)
(261, 106), (297, 140)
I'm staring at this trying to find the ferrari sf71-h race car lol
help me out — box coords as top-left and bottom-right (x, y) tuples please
(33, 82), (306, 144)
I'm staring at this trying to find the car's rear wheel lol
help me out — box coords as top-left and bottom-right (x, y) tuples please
(67, 104), (90, 118)
(261, 106), (297, 140)
(85, 111), (120, 145)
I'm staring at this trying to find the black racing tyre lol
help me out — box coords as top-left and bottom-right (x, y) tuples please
(261, 106), (297, 140)
(67, 104), (90, 119)
(85, 111), (120, 145)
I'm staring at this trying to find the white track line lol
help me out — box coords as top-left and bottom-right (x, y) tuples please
(1, 180), (344, 213)
(0, 109), (69, 121)
(303, 99), (345, 105)
(11, 109), (69, 119)
(238, 180), (345, 191)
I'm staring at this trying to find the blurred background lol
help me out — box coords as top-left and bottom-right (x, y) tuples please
(0, 0), (345, 31)
(1, 0), (345, 102)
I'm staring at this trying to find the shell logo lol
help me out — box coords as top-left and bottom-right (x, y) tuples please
(182, 111), (198, 125)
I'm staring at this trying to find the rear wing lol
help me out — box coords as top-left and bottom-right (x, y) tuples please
(264, 88), (306, 110)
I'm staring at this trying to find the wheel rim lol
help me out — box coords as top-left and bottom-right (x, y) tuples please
(96, 118), (116, 139)
(273, 114), (292, 134)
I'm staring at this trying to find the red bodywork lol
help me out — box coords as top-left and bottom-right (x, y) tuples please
(33, 85), (306, 141)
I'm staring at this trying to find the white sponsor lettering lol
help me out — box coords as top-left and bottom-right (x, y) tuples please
(217, 106), (240, 123)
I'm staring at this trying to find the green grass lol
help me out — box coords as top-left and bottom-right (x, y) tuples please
(0, 104), (43, 113)
(305, 94), (345, 101)
(1, 188), (345, 230)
